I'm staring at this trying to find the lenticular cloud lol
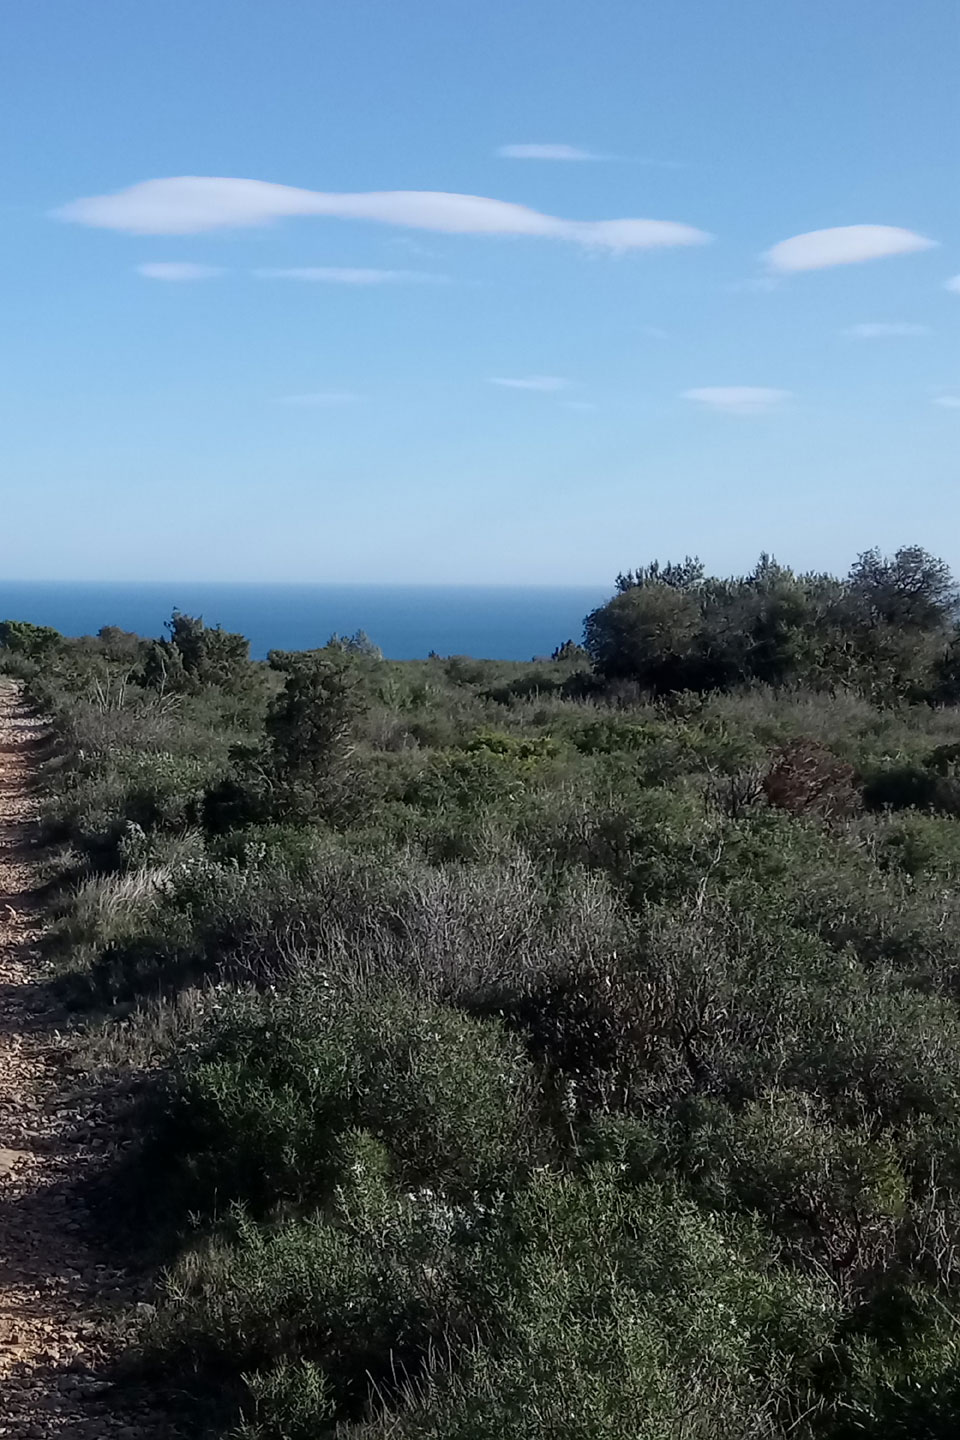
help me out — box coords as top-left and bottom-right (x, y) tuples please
(765, 225), (936, 273)
(54, 176), (711, 252)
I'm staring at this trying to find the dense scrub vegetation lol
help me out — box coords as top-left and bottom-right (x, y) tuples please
(8, 548), (960, 1438)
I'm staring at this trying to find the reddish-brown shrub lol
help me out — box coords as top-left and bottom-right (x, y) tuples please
(762, 738), (860, 820)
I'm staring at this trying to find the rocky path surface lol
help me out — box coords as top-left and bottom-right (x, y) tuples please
(0, 681), (183, 1437)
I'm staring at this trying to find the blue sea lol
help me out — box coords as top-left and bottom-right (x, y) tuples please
(0, 582), (610, 661)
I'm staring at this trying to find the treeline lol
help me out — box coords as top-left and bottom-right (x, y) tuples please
(582, 546), (960, 700)
(5, 547), (960, 1438)
(5, 544), (958, 707)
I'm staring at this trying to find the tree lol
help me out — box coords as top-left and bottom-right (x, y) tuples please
(168, 611), (251, 686)
(842, 548), (958, 699)
(847, 547), (958, 631)
(711, 556), (819, 687)
(326, 629), (383, 660)
(583, 548), (960, 700)
(615, 556), (704, 594)
(584, 582), (702, 689)
(97, 626), (142, 663)
(140, 611), (252, 693)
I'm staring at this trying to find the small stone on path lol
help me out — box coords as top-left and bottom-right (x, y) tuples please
(0, 1147), (28, 1176)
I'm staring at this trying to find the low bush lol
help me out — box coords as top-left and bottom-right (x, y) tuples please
(148, 1169), (835, 1440)
(164, 983), (539, 1215)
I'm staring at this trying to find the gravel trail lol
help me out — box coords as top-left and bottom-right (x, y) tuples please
(0, 680), (183, 1437)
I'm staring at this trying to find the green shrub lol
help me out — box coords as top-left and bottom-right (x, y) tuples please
(167, 985), (538, 1213)
(0, 617), (62, 659)
(144, 1170), (834, 1440)
(879, 812), (960, 878)
(517, 777), (720, 908)
(47, 748), (223, 855)
(139, 611), (259, 696)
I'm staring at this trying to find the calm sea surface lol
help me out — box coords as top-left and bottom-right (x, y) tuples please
(0, 583), (610, 661)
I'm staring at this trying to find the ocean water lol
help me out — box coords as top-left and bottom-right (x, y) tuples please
(0, 582), (610, 662)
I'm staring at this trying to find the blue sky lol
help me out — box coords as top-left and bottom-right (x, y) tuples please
(2, 0), (957, 584)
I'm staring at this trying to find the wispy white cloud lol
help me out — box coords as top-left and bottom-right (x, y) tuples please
(946, 276), (960, 294)
(488, 376), (571, 392)
(497, 143), (607, 161)
(934, 395), (960, 409)
(55, 176), (711, 252)
(256, 266), (449, 285)
(136, 261), (222, 280)
(563, 400), (599, 412)
(278, 391), (361, 407)
(765, 225), (936, 273)
(498, 144), (679, 167)
(844, 322), (931, 338)
(683, 386), (791, 415)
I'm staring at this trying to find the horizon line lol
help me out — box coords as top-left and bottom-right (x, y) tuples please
(0, 577), (612, 590)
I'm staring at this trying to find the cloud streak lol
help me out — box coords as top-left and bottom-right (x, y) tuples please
(934, 396), (960, 409)
(55, 176), (712, 252)
(946, 276), (960, 294)
(765, 225), (936, 272)
(498, 144), (679, 167)
(136, 261), (222, 280)
(488, 376), (571, 392)
(683, 387), (790, 415)
(256, 266), (448, 285)
(844, 322), (930, 338)
(497, 143), (607, 161)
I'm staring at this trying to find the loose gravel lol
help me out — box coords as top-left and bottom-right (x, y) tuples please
(0, 681), (187, 1437)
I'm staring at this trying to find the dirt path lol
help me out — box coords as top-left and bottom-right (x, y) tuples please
(0, 681), (184, 1437)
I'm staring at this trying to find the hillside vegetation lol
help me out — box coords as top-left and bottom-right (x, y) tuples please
(7, 547), (960, 1438)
